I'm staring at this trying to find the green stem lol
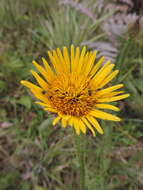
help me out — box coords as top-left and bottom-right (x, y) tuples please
(74, 134), (86, 190)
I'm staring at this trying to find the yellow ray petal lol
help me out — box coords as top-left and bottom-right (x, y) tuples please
(56, 48), (68, 73)
(32, 61), (51, 82)
(95, 104), (120, 111)
(81, 52), (90, 71)
(79, 119), (86, 134)
(98, 70), (119, 89)
(98, 94), (130, 103)
(61, 117), (67, 128)
(72, 47), (80, 72)
(70, 45), (75, 71)
(90, 110), (121, 121)
(77, 46), (86, 73)
(61, 116), (70, 128)
(72, 117), (80, 135)
(42, 57), (54, 77)
(30, 70), (49, 90)
(83, 51), (97, 76)
(30, 88), (50, 104)
(52, 50), (65, 73)
(106, 91), (124, 97)
(63, 46), (70, 72)
(35, 101), (51, 108)
(68, 116), (73, 126)
(20, 80), (42, 91)
(82, 117), (96, 136)
(90, 56), (105, 76)
(91, 58), (110, 80)
(86, 115), (104, 134)
(97, 91), (124, 99)
(92, 64), (115, 87)
(53, 116), (61, 126)
(48, 51), (61, 74)
(44, 107), (57, 113)
(96, 84), (124, 96)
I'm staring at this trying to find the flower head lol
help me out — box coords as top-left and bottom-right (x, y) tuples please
(21, 45), (129, 136)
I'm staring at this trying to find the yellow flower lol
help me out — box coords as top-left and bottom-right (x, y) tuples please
(21, 45), (129, 136)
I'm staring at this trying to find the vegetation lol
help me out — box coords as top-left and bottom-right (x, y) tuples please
(0, 0), (143, 189)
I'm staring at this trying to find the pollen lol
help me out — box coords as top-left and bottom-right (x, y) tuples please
(47, 73), (96, 117)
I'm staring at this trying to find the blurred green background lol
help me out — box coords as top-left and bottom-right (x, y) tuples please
(0, 0), (143, 189)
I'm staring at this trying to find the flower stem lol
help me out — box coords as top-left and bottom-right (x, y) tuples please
(74, 134), (86, 190)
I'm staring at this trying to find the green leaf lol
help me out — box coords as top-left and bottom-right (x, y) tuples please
(0, 80), (7, 92)
(17, 96), (31, 109)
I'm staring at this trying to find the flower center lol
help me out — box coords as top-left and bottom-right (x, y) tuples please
(47, 74), (96, 117)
